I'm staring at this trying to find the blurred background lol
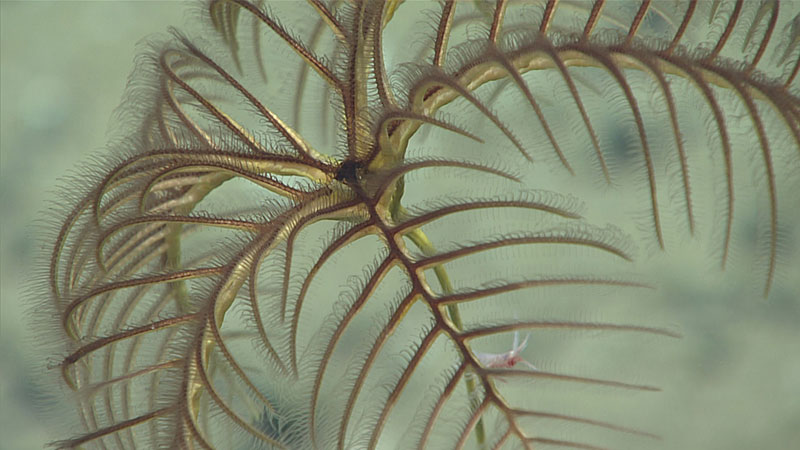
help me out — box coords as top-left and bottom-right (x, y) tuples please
(1, 2), (187, 448)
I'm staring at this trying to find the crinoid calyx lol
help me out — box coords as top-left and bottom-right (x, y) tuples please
(43, 0), (799, 449)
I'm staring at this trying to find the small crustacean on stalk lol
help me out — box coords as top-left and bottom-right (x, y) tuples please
(475, 331), (538, 371)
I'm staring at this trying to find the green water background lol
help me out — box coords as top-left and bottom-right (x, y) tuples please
(1, 2), (799, 449)
(1, 2), (188, 448)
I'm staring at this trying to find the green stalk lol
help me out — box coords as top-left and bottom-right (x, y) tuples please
(160, 172), (230, 312)
(391, 200), (487, 448)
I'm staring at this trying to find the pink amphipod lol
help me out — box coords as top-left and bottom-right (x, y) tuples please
(475, 331), (537, 370)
